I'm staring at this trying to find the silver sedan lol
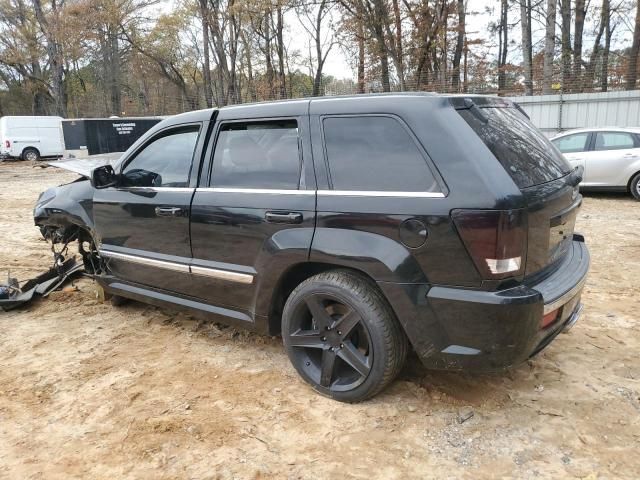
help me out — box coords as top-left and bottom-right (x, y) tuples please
(551, 127), (640, 200)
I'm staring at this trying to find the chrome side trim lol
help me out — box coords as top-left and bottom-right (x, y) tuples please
(190, 265), (254, 284)
(117, 187), (195, 193)
(317, 190), (445, 198)
(196, 187), (314, 195)
(543, 274), (588, 315)
(100, 250), (190, 273)
(99, 249), (254, 284)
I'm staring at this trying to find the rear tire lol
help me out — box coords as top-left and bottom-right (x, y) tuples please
(282, 270), (408, 403)
(22, 148), (40, 162)
(630, 173), (640, 200)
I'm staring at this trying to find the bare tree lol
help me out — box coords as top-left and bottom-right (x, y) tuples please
(573, 0), (586, 91)
(627, 0), (640, 90)
(451, 0), (465, 92)
(520, 0), (533, 95)
(542, 0), (557, 94)
(559, 0), (571, 90)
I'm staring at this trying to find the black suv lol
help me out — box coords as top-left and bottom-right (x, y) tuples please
(34, 94), (589, 402)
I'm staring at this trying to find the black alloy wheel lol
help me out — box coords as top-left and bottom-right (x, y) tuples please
(282, 270), (407, 402)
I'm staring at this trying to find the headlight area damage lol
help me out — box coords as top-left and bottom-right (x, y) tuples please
(1, 169), (102, 311)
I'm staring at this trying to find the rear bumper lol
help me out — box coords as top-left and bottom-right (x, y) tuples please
(379, 235), (589, 372)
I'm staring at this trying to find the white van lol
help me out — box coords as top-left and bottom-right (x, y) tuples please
(0, 116), (65, 161)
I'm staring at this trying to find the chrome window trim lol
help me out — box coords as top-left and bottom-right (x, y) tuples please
(100, 249), (190, 273)
(116, 187), (195, 193)
(99, 249), (254, 284)
(195, 188), (444, 198)
(318, 190), (445, 198)
(196, 187), (315, 195)
(543, 274), (588, 315)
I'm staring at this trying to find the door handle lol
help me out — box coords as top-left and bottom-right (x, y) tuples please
(265, 211), (303, 224)
(155, 206), (184, 217)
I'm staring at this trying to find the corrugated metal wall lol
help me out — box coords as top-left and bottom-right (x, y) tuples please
(507, 90), (640, 137)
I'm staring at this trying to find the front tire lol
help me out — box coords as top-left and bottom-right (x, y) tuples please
(22, 148), (40, 162)
(282, 270), (408, 402)
(630, 173), (640, 200)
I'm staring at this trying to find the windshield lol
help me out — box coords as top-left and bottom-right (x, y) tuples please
(457, 106), (572, 188)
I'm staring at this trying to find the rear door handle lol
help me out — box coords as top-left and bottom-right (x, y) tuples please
(155, 206), (184, 217)
(265, 211), (303, 224)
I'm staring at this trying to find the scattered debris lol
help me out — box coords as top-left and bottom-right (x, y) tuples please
(457, 407), (474, 424)
(0, 258), (83, 311)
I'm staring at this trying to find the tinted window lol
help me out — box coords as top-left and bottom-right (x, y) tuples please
(211, 120), (300, 189)
(458, 107), (572, 188)
(552, 133), (589, 154)
(594, 132), (635, 151)
(121, 127), (199, 187)
(322, 116), (439, 192)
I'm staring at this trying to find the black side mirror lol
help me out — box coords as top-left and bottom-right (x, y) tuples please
(91, 164), (117, 189)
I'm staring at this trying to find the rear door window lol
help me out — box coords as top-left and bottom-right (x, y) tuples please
(211, 120), (301, 189)
(594, 132), (636, 151)
(457, 106), (572, 188)
(552, 133), (590, 154)
(322, 116), (440, 192)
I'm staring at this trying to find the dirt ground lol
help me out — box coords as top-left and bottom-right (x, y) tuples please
(0, 160), (638, 479)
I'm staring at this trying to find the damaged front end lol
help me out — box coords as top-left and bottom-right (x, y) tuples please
(33, 176), (103, 276)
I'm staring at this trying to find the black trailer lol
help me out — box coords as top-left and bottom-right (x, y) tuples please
(62, 117), (163, 155)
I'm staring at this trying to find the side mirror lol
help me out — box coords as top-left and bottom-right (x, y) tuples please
(91, 164), (117, 189)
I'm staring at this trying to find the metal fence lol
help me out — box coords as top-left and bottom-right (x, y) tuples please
(507, 90), (640, 137)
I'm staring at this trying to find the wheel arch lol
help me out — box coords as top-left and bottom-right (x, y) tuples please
(265, 262), (391, 336)
(22, 146), (40, 159)
(627, 169), (640, 192)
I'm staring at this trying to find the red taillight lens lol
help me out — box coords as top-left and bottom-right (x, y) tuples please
(4, 140), (9, 148)
(541, 308), (559, 329)
(452, 209), (527, 279)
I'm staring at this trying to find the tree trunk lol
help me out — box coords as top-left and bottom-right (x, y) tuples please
(371, 0), (390, 92)
(391, 0), (405, 90)
(497, 0), (508, 93)
(542, 0), (557, 94)
(520, 0), (533, 95)
(276, 6), (286, 99)
(199, 0), (213, 108)
(108, 28), (121, 115)
(357, 10), (365, 94)
(600, 0), (611, 92)
(626, 1), (640, 90)
(560, 0), (571, 91)
(573, 0), (586, 92)
(33, 0), (66, 117)
(451, 0), (464, 92)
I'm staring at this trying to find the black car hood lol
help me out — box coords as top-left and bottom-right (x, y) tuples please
(48, 156), (120, 178)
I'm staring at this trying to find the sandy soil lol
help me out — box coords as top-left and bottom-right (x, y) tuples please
(0, 160), (639, 479)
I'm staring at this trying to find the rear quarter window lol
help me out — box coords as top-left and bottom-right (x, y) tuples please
(322, 116), (440, 193)
(457, 106), (572, 188)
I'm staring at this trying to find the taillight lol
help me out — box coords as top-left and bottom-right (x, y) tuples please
(451, 209), (527, 279)
(4, 140), (9, 149)
(541, 308), (559, 329)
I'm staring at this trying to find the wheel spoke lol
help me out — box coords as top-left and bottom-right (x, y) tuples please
(338, 343), (371, 377)
(320, 348), (337, 387)
(288, 329), (324, 348)
(334, 309), (361, 340)
(305, 295), (333, 330)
